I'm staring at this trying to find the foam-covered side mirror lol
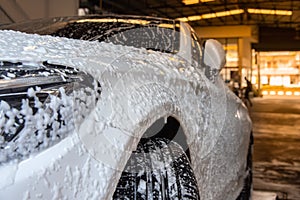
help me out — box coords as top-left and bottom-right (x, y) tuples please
(203, 39), (226, 81)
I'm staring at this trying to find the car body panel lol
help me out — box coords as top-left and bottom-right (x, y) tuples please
(0, 16), (252, 200)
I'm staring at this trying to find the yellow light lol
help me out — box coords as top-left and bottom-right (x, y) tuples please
(286, 91), (293, 96)
(202, 9), (244, 19)
(270, 91), (276, 95)
(262, 91), (268, 96)
(182, 0), (214, 5)
(177, 17), (189, 22)
(294, 92), (300, 96)
(188, 15), (202, 21)
(176, 9), (244, 21)
(201, 13), (216, 19)
(247, 8), (292, 16)
(278, 91), (284, 95)
(182, 0), (199, 5)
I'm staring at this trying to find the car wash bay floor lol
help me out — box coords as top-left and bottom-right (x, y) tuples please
(250, 96), (300, 200)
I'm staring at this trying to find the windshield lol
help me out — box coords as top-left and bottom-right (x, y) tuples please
(1, 16), (181, 54)
(53, 18), (181, 53)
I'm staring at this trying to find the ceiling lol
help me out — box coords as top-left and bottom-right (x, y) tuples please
(81, 0), (300, 29)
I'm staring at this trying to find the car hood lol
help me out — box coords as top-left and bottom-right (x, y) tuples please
(0, 29), (189, 79)
(0, 30), (208, 199)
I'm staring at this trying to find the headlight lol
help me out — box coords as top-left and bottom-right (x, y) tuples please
(0, 61), (101, 164)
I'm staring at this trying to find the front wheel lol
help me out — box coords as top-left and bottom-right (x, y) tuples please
(113, 138), (200, 199)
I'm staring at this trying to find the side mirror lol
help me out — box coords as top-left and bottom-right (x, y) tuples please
(203, 39), (226, 81)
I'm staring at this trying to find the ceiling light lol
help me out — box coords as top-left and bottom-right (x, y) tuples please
(177, 9), (244, 22)
(177, 17), (189, 22)
(247, 8), (292, 16)
(202, 9), (244, 19)
(182, 0), (199, 5)
(188, 15), (203, 21)
(182, 0), (215, 5)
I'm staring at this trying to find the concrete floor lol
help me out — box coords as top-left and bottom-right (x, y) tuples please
(250, 96), (300, 200)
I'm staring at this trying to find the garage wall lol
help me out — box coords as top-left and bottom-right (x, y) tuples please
(18, 0), (79, 19)
(0, 0), (79, 24)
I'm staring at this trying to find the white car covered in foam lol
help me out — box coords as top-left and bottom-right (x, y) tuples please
(0, 15), (252, 200)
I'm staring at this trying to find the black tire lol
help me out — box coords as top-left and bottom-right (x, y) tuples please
(113, 138), (200, 200)
(236, 134), (253, 200)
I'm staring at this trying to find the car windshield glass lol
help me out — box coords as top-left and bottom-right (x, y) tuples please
(1, 16), (181, 54)
(52, 18), (180, 53)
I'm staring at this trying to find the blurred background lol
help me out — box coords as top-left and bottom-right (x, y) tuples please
(1, 0), (300, 199)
